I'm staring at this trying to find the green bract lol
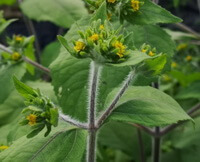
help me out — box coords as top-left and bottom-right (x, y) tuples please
(13, 76), (59, 138)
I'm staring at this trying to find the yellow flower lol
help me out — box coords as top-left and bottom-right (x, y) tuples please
(107, 13), (112, 21)
(26, 114), (37, 126)
(0, 145), (9, 150)
(177, 43), (188, 51)
(131, 0), (140, 11)
(11, 52), (21, 61)
(74, 41), (86, 52)
(141, 49), (147, 53)
(171, 62), (177, 68)
(15, 36), (23, 42)
(186, 55), (192, 61)
(113, 41), (126, 58)
(90, 34), (99, 41)
(107, 0), (116, 3)
(100, 25), (104, 30)
(148, 51), (155, 56)
(162, 74), (171, 82)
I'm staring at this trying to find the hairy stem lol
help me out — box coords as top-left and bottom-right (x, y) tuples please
(137, 129), (146, 162)
(59, 113), (88, 129)
(0, 43), (50, 74)
(97, 70), (135, 127)
(152, 127), (161, 162)
(87, 61), (101, 162)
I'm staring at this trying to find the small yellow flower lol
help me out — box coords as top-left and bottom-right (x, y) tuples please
(107, 0), (116, 3)
(131, 0), (140, 11)
(26, 114), (37, 126)
(107, 13), (112, 21)
(113, 41), (126, 58)
(100, 25), (104, 30)
(148, 51), (155, 56)
(162, 74), (171, 82)
(74, 41), (86, 52)
(141, 49), (147, 53)
(171, 62), (177, 68)
(11, 52), (21, 61)
(90, 34), (99, 41)
(186, 55), (192, 61)
(177, 43), (188, 51)
(15, 36), (23, 42)
(0, 145), (9, 150)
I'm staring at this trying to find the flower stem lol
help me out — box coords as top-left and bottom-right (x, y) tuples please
(152, 127), (161, 162)
(87, 61), (101, 162)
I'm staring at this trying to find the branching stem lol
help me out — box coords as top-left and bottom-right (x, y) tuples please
(0, 43), (50, 74)
(97, 70), (135, 127)
(152, 127), (161, 162)
(87, 61), (101, 162)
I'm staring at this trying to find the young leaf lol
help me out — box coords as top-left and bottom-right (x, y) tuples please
(105, 86), (192, 126)
(13, 76), (38, 99)
(91, 1), (107, 22)
(57, 35), (73, 53)
(123, 0), (182, 25)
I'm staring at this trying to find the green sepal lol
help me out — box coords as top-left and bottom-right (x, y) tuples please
(26, 124), (45, 138)
(57, 35), (74, 54)
(13, 76), (38, 99)
(50, 108), (59, 127)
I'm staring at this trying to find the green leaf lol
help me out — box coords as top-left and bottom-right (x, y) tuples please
(105, 86), (192, 126)
(20, 0), (88, 28)
(99, 121), (151, 159)
(176, 81), (200, 100)
(41, 41), (60, 67)
(109, 50), (151, 67)
(91, 1), (107, 22)
(0, 0), (16, 5)
(0, 126), (87, 162)
(57, 35), (73, 53)
(50, 108), (59, 127)
(0, 63), (26, 103)
(13, 76), (38, 99)
(123, 0), (182, 25)
(126, 25), (176, 55)
(0, 19), (16, 34)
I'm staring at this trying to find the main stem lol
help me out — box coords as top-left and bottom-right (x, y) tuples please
(87, 61), (101, 162)
(152, 127), (161, 162)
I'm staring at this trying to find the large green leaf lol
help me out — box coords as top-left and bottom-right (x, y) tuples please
(0, 126), (87, 162)
(126, 25), (176, 55)
(0, 63), (26, 104)
(105, 86), (192, 126)
(161, 117), (200, 162)
(123, 0), (182, 25)
(99, 121), (151, 160)
(20, 0), (88, 28)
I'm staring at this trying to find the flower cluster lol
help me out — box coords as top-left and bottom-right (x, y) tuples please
(0, 145), (9, 152)
(60, 20), (130, 63)
(13, 77), (59, 138)
(140, 43), (157, 57)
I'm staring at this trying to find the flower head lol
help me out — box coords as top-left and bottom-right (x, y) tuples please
(90, 34), (99, 41)
(186, 55), (192, 61)
(177, 43), (187, 51)
(15, 36), (23, 42)
(0, 145), (9, 151)
(148, 51), (155, 57)
(11, 52), (21, 61)
(107, 0), (116, 3)
(171, 62), (177, 68)
(131, 0), (140, 11)
(100, 25), (104, 30)
(113, 41), (126, 58)
(26, 114), (37, 126)
(74, 41), (86, 52)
